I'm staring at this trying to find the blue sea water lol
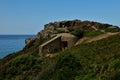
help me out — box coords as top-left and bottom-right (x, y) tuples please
(0, 35), (35, 59)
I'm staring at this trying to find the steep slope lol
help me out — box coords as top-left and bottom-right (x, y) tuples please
(35, 33), (120, 80)
(0, 33), (120, 80)
(0, 20), (120, 80)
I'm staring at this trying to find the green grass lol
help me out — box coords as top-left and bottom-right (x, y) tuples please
(84, 30), (104, 37)
(105, 28), (120, 32)
(70, 30), (104, 38)
(39, 33), (120, 80)
(0, 33), (120, 80)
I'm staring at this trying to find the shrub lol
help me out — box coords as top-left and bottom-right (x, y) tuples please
(57, 30), (65, 33)
(54, 53), (81, 80)
(70, 30), (84, 38)
(109, 59), (120, 69)
(98, 24), (111, 30)
(105, 28), (120, 32)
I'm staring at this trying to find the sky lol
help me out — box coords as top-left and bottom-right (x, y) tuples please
(0, 0), (120, 34)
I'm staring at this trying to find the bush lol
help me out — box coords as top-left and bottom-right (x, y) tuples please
(98, 24), (111, 30)
(105, 28), (120, 32)
(0, 54), (43, 80)
(109, 59), (120, 69)
(70, 30), (84, 38)
(54, 53), (81, 80)
(57, 30), (65, 33)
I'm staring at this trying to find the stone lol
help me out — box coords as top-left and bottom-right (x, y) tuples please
(25, 38), (35, 44)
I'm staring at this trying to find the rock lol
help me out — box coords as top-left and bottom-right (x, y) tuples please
(35, 20), (104, 40)
(44, 23), (56, 31)
(36, 32), (43, 39)
(25, 38), (35, 44)
(26, 19), (118, 45)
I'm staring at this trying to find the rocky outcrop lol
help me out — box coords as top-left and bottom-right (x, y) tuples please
(25, 38), (35, 45)
(26, 19), (118, 44)
(44, 20), (100, 31)
(36, 20), (102, 39)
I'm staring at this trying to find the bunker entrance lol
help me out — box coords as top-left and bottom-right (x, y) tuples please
(62, 41), (68, 50)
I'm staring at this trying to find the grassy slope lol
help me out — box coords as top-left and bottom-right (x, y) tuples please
(0, 33), (120, 80)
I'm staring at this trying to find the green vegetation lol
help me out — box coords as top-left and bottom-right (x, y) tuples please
(70, 30), (104, 38)
(0, 54), (42, 80)
(34, 53), (81, 80)
(0, 23), (120, 80)
(0, 33), (120, 80)
(70, 30), (84, 38)
(105, 27), (120, 32)
(98, 24), (112, 29)
(53, 53), (81, 80)
(98, 24), (120, 32)
(50, 48), (61, 53)
(84, 30), (104, 37)
(57, 29), (65, 33)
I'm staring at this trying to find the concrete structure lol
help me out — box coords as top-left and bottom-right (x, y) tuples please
(59, 33), (78, 48)
(39, 33), (78, 56)
(39, 35), (62, 56)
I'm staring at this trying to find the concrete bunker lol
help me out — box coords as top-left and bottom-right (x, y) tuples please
(39, 33), (78, 56)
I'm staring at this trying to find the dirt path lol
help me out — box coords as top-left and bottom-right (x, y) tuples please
(75, 37), (88, 46)
(86, 32), (119, 43)
(75, 32), (119, 46)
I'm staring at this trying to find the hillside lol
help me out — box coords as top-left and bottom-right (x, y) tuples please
(0, 20), (120, 80)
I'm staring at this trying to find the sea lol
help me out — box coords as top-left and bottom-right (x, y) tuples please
(0, 35), (35, 59)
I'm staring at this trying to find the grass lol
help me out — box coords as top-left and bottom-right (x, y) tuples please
(105, 27), (120, 32)
(0, 33), (120, 80)
(84, 30), (104, 37)
(70, 30), (104, 38)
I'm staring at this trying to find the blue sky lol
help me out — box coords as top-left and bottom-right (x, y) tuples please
(0, 0), (120, 34)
